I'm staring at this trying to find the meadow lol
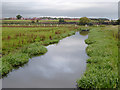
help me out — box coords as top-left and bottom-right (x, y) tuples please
(1, 25), (79, 76)
(1, 20), (59, 24)
(1, 19), (94, 26)
(1, 19), (98, 24)
(77, 25), (119, 88)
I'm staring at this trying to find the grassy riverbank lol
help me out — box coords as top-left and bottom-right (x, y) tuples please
(77, 25), (119, 88)
(2, 25), (78, 76)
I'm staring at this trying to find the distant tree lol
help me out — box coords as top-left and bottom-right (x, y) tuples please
(16, 15), (22, 19)
(36, 20), (39, 23)
(59, 18), (65, 23)
(117, 18), (120, 25)
(79, 17), (90, 25)
(98, 19), (104, 24)
(54, 18), (57, 20)
(111, 20), (114, 24)
(31, 21), (35, 23)
(110, 20), (117, 25)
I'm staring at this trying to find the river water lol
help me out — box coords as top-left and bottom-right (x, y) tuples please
(2, 31), (88, 88)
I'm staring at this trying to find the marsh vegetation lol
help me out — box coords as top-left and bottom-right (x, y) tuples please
(1, 19), (119, 88)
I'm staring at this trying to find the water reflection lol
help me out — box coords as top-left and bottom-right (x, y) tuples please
(2, 32), (88, 88)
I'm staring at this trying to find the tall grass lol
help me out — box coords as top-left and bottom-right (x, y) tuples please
(2, 26), (76, 55)
(77, 26), (119, 88)
(21, 43), (47, 57)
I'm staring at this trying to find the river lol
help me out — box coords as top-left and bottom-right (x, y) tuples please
(2, 31), (89, 88)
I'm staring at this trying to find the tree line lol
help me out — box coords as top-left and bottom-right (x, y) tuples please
(15, 15), (120, 25)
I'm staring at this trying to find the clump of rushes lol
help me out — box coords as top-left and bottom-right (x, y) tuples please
(39, 35), (46, 41)
(42, 39), (59, 46)
(2, 53), (29, 67)
(21, 43), (47, 57)
(2, 59), (12, 76)
(2, 52), (29, 76)
(7, 35), (11, 40)
(55, 31), (61, 34)
(77, 26), (119, 88)
(49, 35), (52, 40)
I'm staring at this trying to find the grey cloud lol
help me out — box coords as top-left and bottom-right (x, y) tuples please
(2, 2), (118, 19)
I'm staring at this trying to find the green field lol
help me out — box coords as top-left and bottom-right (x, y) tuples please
(2, 26), (78, 55)
(77, 25), (119, 88)
(1, 19), (79, 24)
(1, 20), (59, 25)
(1, 19), (98, 23)
(1, 20), (59, 23)
(2, 25), (79, 76)
(1, 19), (79, 22)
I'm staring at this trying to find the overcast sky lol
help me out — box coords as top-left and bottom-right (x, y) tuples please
(2, 0), (119, 19)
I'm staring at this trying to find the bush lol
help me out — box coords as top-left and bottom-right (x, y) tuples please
(59, 18), (65, 23)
